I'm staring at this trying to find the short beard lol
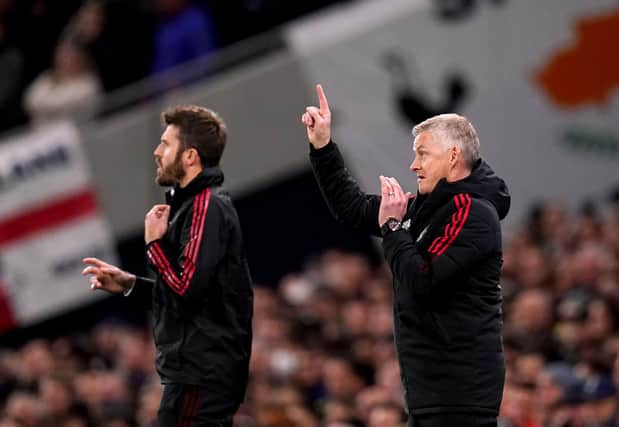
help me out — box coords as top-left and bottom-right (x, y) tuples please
(155, 150), (185, 187)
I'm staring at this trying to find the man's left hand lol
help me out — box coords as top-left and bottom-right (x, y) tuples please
(379, 176), (412, 227)
(145, 204), (170, 244)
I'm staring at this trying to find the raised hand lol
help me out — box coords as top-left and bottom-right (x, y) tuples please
(145, 204), (170, 244)
(82, 257), (135, 294)
(379, 176), (413, 227)
(301, 84), (331, 149)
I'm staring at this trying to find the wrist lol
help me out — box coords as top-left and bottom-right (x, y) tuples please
(123, 273), (136, 292)
(381, 217), (402, 236)
(380, 215), (403, 227)
(145, 235), (161, 245)
(311, 138), (330, 150)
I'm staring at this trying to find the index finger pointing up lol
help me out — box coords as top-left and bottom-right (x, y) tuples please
(316, 84), (330, 114)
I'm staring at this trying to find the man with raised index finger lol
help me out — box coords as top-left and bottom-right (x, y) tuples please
(302, 84), (510, 427)
(82, 106), (253, 427)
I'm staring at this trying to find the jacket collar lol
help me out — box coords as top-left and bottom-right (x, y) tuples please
(165, 167), (224, 206)
(409, 158), (510, 226)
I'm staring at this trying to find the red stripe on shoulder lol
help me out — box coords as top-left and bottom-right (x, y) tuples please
(434, 194), (472, 256)
(177, 187), (211, 294)
(181, 189), (206, 270)
(428, 194), (464, 254)
(149, 242), (183, 293)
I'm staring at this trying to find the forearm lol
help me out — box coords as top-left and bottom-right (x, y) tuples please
(382, 229), (433, 301)
(146, 195), (224, 305)
(310, 141), (381, 235)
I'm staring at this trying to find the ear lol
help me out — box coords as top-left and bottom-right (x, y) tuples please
(449, 146), (459, 165)
(184, 148), (200, 167)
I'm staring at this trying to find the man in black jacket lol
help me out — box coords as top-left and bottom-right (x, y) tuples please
(302, 85), (510, 427)
(82, 106), (253, 427)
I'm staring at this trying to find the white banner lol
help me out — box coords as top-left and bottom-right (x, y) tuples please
(0, 122), (116, 327)
(286, 0), (619, 226)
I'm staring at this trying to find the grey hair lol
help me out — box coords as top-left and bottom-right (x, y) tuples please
(412, 114), (480, 168)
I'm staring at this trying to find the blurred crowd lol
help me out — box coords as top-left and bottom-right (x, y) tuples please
(498, 194), (619, 427)
(0, 192), (618, 427)
(0, 0), (353, 132)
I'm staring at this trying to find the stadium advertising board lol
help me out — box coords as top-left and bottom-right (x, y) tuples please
(0, 122), (116, 330)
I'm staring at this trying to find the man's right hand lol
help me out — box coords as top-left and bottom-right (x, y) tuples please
(82, 257), (135, 294)
(301, 84), (331, 149)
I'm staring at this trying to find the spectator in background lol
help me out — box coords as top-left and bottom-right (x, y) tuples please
(151, 0), (216, 75)
(66, 0), (154, 93)
(66, 1), (105, 49)
(0, 0), (26, 131)
(505, 289), (558, 360)
(4, 391), (42, 427)
(534, 363), (585, 427)
(367, 401), (405, 427)
(0, 0), (92, 132)
(581, 375), (618, 427)
(39, 375), (74, 419)
(23, 37), (101, 125)
(61, 402), (95, 427)
(0, 418), (21, 427)
(322, 357), (366, 404)
(16, 0), (85, 83)
(499, 381), (541, 427)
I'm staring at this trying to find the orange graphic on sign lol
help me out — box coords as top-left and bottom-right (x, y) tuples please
(535, 7), (619, 108)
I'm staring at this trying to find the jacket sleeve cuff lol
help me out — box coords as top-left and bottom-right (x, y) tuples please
(123, 278), (136, 296)
(123, 276), (154, 310)
(123, 276), (153, 296)
(145, 239), (174, 271)
(309, 140), (337, 157)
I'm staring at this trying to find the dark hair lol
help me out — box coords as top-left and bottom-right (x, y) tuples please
(161, 105), (227, 167)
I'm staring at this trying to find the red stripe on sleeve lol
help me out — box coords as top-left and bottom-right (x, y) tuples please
(433, 194), (472, 256)
(177, 189), (210, 293)
(147, 188), (212, 296)
(182, 190), (206, 270)
(149, 242), (183, 292)
(428, 194), (464, 254)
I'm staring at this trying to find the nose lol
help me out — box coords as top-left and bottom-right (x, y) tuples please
(154, 145), (161, 158)
(410, 157), (420, 172)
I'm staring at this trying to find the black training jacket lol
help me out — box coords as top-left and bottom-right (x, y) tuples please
(310, 141), (510, 416)
(129, 167), (253, 414)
